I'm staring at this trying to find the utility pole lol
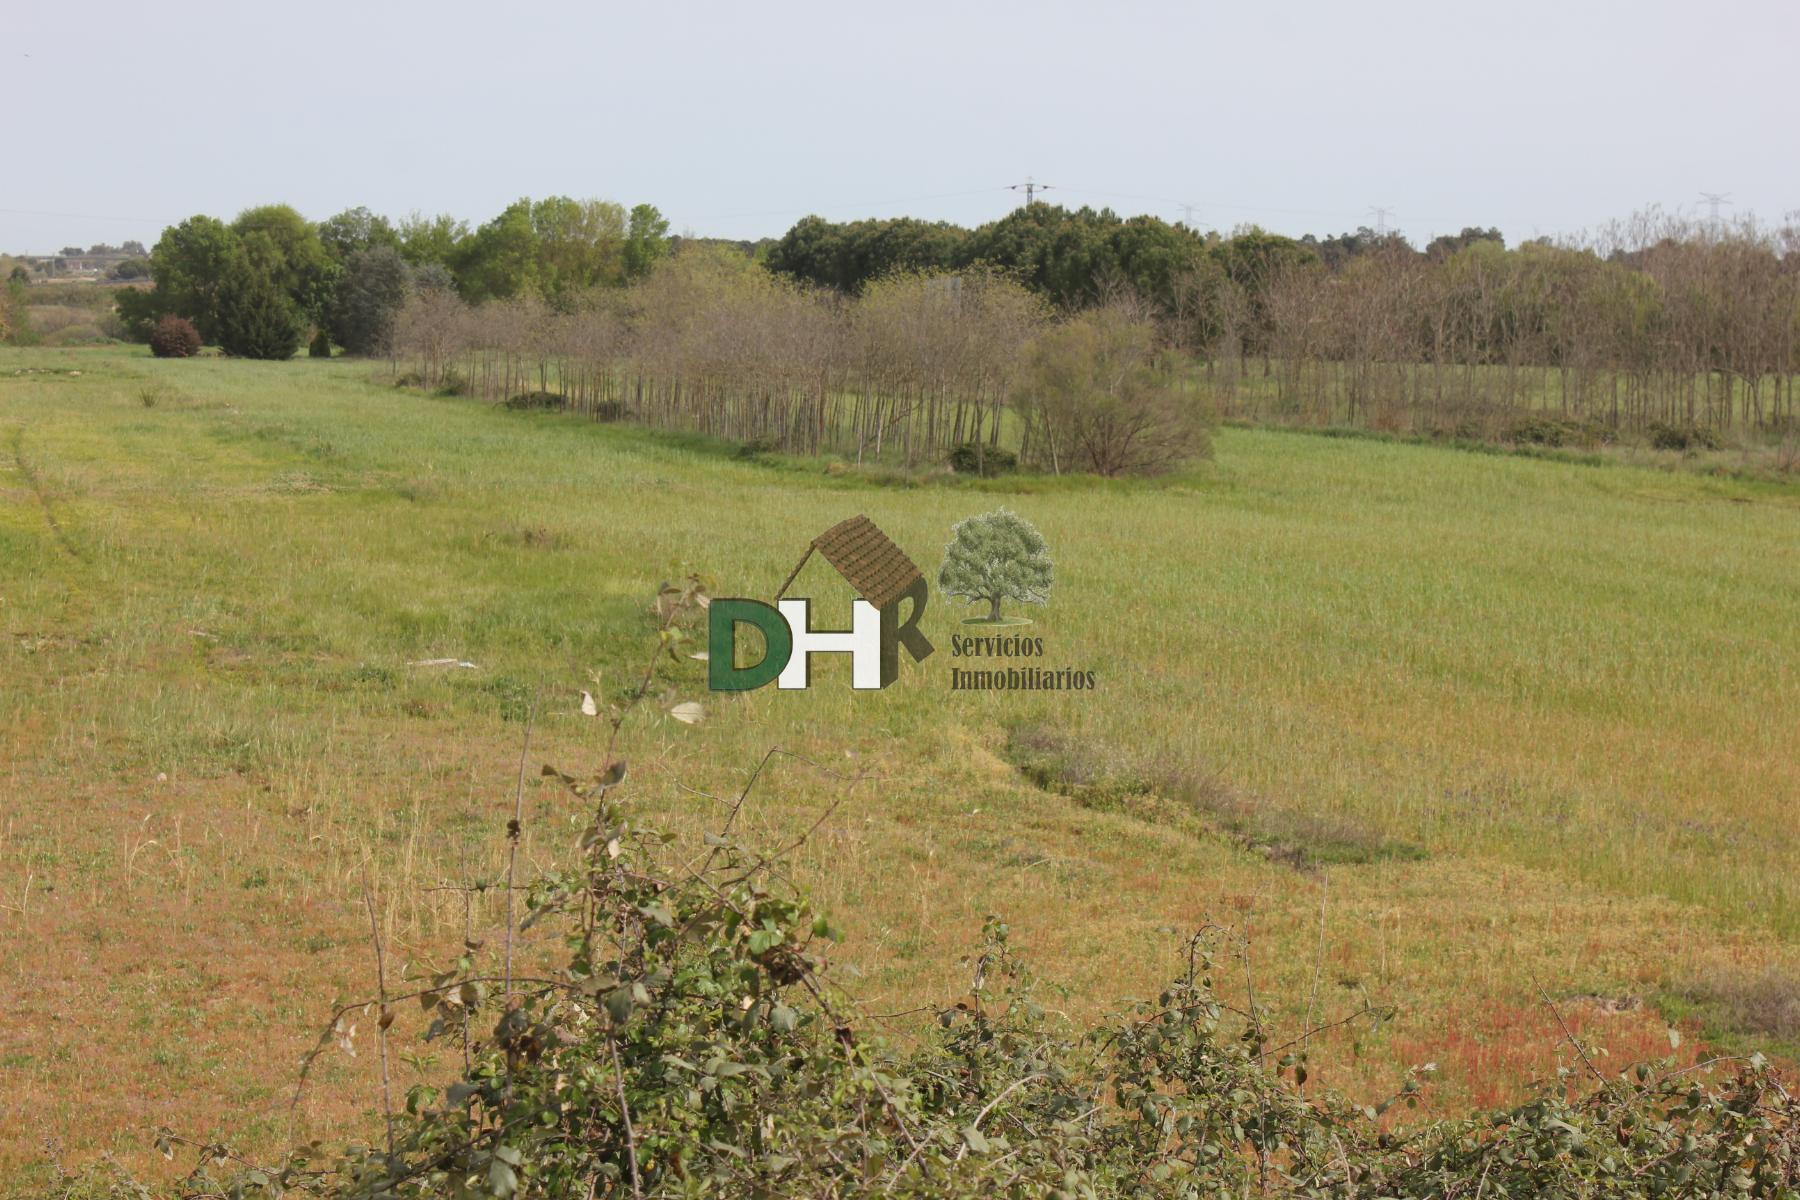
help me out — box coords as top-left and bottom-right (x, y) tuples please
(1368, 206), (1394, 236)
(1179, 202), (1200, 227)
(1699, 191), (1732, 227)
(1008, 176), (1054, 208)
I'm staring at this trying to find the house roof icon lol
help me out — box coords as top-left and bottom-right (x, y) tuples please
(776, 515), (923, 611)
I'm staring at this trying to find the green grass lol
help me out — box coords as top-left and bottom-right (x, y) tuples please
(3, 344), (1799, 1180)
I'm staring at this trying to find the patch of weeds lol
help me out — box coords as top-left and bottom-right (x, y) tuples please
(137, 383), (185, 409)
(1153, 761), (1425, 868)
(1001, 723), (1158, 815)
(1001, 722), (1423, 869)
(241, 866), (270, 890)
(388, 477), (444, 503)
(264, 471), (331, 495)
(480, 673), (535, 722)
(297, 933), (338, 954)
(345, 663), (398, 690)
(1657, 968), (1800, 1058)
(474, 523), (567, 552)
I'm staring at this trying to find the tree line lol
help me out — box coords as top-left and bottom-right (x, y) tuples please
(392, 248), (1208, 476)
(767, 206), (1800, 436)
(111, 198), (1800, 466)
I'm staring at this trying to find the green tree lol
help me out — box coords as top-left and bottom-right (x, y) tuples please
(232, 204), (337, 320)
(622, 203), (672, 280)
(328, 245), (411, 355)
(531, 196), (627, 301)
(0, 278), (33, 345)
(215, 261), (305, 360)
(317, 206), (400, 262)
(146, 215), (242, 341)
(938, 508), (1054, 623)
(396, 212), (469, 267)
(451, 198), (540, 301)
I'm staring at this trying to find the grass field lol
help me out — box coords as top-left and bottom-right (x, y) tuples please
(3, 345), (1798, 1190)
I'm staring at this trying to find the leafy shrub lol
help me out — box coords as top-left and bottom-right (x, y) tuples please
(434, 369), (471, 397)
(948, 441), (1018, 476)
(504, 390), (564, 410)
(308, 329), (333, 358)
(1505, 414), (1611, 448)
(1648, 421), (1726, 452)
(148, 315), (202, 359)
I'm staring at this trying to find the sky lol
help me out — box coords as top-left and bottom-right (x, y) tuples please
(4, 0), (1797, 255)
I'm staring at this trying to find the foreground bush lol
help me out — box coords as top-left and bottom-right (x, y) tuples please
(149, 315), (202, 358)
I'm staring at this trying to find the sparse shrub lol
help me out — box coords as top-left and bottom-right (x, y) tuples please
(148, 314), (202, 358)
(948, 441), (1018, 476)
(504, 390), (563, 410)
(433, 368), (470, 397)
(1018, 304), (1213, 476)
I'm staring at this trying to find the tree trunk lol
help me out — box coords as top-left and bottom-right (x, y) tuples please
(988, 595), (1002, 622)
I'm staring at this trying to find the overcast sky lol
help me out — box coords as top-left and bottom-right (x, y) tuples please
(5, 0), (1796, 254)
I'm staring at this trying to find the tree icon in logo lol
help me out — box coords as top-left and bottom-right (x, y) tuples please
(938, 508), (1053, 625)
